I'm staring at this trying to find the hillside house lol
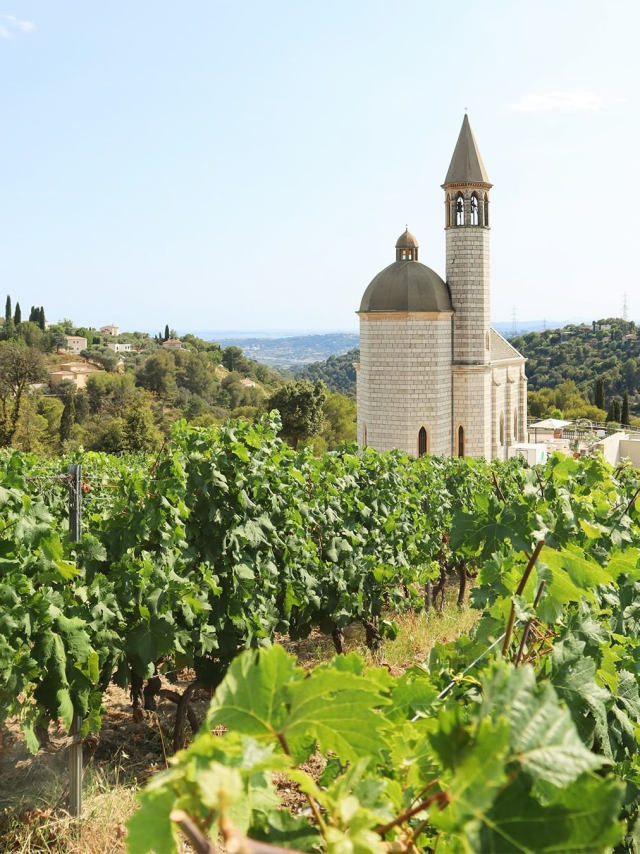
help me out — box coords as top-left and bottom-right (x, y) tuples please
(241, 378), (257, 387)
(100, 325), (119, 336)
(107, 341), (131, 353)
(64, 335), (88, 354)
(162, 339), (182, 351)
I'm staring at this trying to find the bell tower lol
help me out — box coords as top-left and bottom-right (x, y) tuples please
(443, 115), (493, 458)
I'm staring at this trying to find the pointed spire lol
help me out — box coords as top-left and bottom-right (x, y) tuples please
(443, 115), (490, 185)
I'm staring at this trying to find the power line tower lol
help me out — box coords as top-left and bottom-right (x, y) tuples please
(542, 318), (547, 331)
(622, 293), (630, 322)
(511, 306), (518, 337)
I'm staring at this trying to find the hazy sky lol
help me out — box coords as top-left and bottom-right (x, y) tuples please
(0, 1), (638, 333)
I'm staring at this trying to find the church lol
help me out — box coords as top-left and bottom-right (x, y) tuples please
(355, 115), (527, 460)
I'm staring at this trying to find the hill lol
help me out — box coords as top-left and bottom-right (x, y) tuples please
(294, 347), (359, 397)
(511, 318), (640, 416)
(212, 332), (359, 367)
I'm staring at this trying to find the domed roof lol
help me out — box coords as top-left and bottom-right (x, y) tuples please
(395, 228), (419, 249)
(359, 260), (452, 313)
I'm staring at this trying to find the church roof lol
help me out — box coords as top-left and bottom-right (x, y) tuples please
(359, 260), (452, 313)
(490, 328), (525, 362)
(395, 228), (419, 249)
(444, 115), (490, 185)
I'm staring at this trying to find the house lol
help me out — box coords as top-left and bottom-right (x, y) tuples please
(162, 338), (182, 351)
(50, 361), (101, 390)
(64, 335), (88, 354)
(100, 325), (119, 336)
(107, 341), (131, 353)
(241, 378), (257, 388)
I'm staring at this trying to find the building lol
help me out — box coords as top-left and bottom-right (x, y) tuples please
(107, 341), (131, 353)
(241, 378), (257, 388)
(356, 115), (527, 461)
(162, 338), (182, 351)
(100, 325), (119, 336)
(64, 335), (88, 355)
(50, 361), (101, 390)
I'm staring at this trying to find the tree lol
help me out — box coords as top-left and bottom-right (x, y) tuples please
(164, 324), (170, 342)
(222, 346), (251, 374)
(319, 392), (357, 449)
(136, 350), (177, 399)
(122, 393), (162, 452)
(606, 399), (622, 424)
(59, 392), (76, 443)
(17, 321), (43, 349)
(267, 380), (327, 448)
(594, 378), (605, 411)
(0, 342), (48, 446)
(37, 307), (46, 331)
(3, 295), (14, 339)
(622, 392), (630, 426)
(13, 302), (21, 326)
(48, 329), (68, 353)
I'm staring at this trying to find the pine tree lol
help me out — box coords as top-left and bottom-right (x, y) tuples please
(595, 378), (605, 411)
(164, 324), (170, 342)
(13, 302), (21, 326)
(622, 392), (630, 426)
(59, 393), (76, 443)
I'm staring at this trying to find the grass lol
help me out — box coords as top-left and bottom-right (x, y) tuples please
(2, 597), (478, 853)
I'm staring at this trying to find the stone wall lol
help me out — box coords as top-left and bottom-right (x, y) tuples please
(357, 312), (453, 456)
(447, 227), (491, 367)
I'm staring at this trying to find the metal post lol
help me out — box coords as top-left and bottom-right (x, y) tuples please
(68, 464), (82, 544)
(68, 464), (82, 816)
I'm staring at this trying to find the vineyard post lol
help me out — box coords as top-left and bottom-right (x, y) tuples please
(68, 463), (83, 817)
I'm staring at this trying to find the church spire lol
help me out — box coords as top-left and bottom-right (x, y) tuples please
(443, 114), (491, 186)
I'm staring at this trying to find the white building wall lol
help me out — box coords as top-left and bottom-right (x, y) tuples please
(357, 312), (453, 456)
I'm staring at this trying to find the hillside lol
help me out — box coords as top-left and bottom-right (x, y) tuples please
(295, 347), (359, 397)
(511, 318), (640, 414)
(213, 332), (359, 367)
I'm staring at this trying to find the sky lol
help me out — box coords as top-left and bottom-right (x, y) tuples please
(0, 1), (638, 333)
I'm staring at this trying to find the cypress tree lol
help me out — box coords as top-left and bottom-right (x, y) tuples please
(622, 392), (630, 426)
(4, 295), (14, 338)
(29, 306), (36, 323)
(595, 378), (605, 411)
(164, 324), (170, 342)
(38, 307), (46, 331)
(13, 302), (21, 326)
(59, 393), (76, 443)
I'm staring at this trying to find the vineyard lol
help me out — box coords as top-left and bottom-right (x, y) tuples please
(4, 413), (640, 851)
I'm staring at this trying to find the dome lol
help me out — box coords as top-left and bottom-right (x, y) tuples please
(395, 228), (419, 249)
(359, 260), (452, 313)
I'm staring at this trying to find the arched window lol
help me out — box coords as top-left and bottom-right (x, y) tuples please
(513, 408), (518, 440)
(363, 423), (367, 447)
(484, 193), (489, 226)
(445, 193), (451, 228)
(418, 427), (428, 457)
(455, 193), (465, 226)
(457, 426), (465, 458)
(500, 413), (504, 445)
(470, 194), (479, 226)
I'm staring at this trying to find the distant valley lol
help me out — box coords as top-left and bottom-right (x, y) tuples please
(212, 332), (360, 367)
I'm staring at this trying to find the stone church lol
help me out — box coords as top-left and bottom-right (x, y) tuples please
(356, 115), (527, 460)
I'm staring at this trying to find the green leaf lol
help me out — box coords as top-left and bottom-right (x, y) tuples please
(127, 785), (179, 854)
(477, 773), (624, 853)
(206, 646), (301, 739)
